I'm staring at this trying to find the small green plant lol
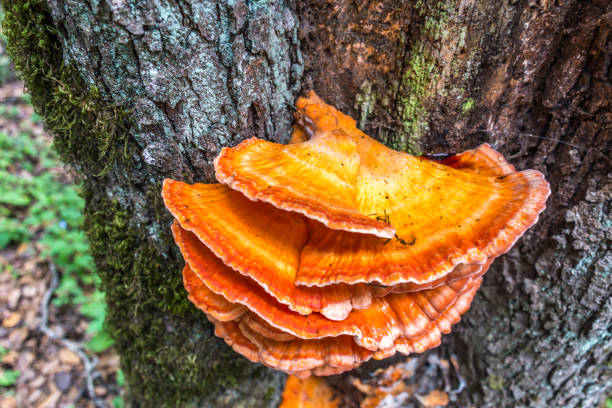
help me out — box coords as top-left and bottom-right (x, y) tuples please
(81, 290), (114, 352)
(111, 369), (126, 407)
(0, 370), (20, 387)
(113, 396), (125, 408)
(0, 109), (112, 353)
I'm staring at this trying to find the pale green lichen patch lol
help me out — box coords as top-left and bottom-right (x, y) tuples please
(398, 49), (436, 153)
(395, 0), (457, 154)
(355, 80), (377, 130)
(461, 97), (475, 113)
(488, 373), (505, 391)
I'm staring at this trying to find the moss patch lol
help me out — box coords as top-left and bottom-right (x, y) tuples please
(398, 50), (436, 153)
(461, 97), (475, 114)
(84, 193), (263, 405)
(354, 80), (377, 130)
(2, 0), (130, 177)
(395, 0), (456, 154)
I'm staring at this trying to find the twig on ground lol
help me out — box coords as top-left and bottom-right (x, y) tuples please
(39, 262), (106, 408)
(448, 354), (466, 395)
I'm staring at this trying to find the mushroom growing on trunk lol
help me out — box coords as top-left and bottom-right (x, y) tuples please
(162, 91), (550, 377)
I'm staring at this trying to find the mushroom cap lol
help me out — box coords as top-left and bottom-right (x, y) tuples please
(181, 257), (489, 351)
(241, 313), (295, 342)
(296, 143), (549, 286)
(424, 142), (516, 176)
(163, 191), (372, 320)
(165, 177), (493, 320)
(182, 264), (246, 321)
(215, 99), (395, 239)
(238, 320), (374, 373)
(209, 316), (260, 364)
(212, 318), (371, 378)
(394, 276), (482, 355)
(192, 270), (483, 377)
(215, 92), (548, 239)
(212, 92), (549, 286)
(369, 263), (484, 297)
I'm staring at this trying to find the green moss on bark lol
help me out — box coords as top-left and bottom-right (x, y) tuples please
(84, 192), (270, 406)
(394, 0), (460, 154)
(2, 0), (130, 176)
(398, 49), (436, 154)
(2, 0), (282, 405)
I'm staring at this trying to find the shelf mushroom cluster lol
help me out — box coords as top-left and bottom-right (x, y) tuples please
(162, 92), (550, 378)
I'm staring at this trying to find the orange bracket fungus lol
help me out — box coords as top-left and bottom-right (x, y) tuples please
(279, 375), (340, 408)
(162, 91), (550, 378)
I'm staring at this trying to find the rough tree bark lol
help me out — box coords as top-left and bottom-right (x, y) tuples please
(2, 0), (610, 407)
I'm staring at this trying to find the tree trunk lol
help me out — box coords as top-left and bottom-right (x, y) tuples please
(2, 0), (610, 407)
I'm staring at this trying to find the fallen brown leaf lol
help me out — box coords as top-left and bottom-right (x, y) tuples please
(58, 349), (81, 366)
(3, 311), (22, 328)
(35, 388), (61, 408)
(16, 242), (29, 255)
(6, 326), (28, 348)
(0, 395), (17, 408)
(415, 389), (449, 407)
(21, 284), (38, 298)
(1, 349), (18, 365)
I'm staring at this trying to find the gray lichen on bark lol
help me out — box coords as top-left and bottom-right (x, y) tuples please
(455, 178), (611, 406)
(49, 0), (301, 187)
(447, 1), (612, 406)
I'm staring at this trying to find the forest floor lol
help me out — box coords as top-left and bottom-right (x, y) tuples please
(0, 77), (123, 407)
